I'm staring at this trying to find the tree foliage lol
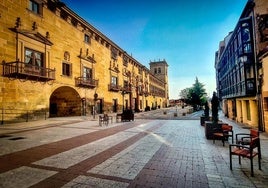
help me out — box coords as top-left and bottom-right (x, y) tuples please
(179, 77), (208, 110)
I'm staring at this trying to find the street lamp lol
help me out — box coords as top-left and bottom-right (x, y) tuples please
(93, 92), (98, 119)
(122, 90), (125, 111)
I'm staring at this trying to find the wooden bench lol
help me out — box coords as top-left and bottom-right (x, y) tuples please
(236, 129), (259, 145)
(213, 124), (233, 146)
(229, 136), (261, 176)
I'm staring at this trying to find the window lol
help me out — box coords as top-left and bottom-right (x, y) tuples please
(154, 68), (157, 74)
(111, 47), (118, 60)
(62, 62), (72, 77)
(158, 67), (161, 73)
(111, 76), (117, 86)
(29, 0), (42, 15)
(138, 68), (142, 74)
(83, 67), (92, 79)
(123, 80), (128, 88)
(84, 34), (91, 44)
(123, 55), (128, 66)
(25, 48), (43, 67)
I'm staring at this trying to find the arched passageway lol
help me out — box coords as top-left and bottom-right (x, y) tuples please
(49, 86), (81, 117)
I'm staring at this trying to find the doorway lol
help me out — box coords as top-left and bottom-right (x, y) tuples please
(49, 86), (81, 117)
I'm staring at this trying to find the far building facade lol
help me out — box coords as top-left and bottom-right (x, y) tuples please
(0, 0), (169, 123)
(215, 0), (268, 132)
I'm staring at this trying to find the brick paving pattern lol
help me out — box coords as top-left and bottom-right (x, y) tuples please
(0, 112), (268, 187)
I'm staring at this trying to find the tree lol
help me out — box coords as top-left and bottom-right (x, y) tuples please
(179, 77), (208, 110)
(179, 88), (191, 104)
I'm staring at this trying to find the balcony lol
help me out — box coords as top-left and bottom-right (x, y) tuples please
(122, 86), (132, 93)
(139, 90), (150, 96)
(258, 14), (268, 42)
(75, 77), (98, 88)
(144, 91), (149, 97)
(2, 61), (55, 81)
(108, 84), (121, 92)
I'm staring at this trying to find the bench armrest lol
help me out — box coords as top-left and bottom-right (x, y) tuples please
(229, 143), (250, 150)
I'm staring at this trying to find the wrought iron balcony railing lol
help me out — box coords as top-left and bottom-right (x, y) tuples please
(2, 61), (55, 81)
(75, 77), (98, 88)
(108, 84), (121, 92)
(122, 86), (132, 93)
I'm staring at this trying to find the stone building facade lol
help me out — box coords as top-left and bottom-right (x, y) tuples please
(0, 0), (169, 122)
(215, 0), (268, 132)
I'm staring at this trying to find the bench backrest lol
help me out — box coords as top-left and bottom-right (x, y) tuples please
(250, 129), (259, 138)
(250, 137), (260, 149)
(222, 124), (232, 131)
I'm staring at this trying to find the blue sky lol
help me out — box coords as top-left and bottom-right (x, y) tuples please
(61, 0), (247, 99)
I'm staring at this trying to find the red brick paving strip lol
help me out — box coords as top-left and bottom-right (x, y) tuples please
(0, 121), (150, 173)
(29, 123), (163, 188)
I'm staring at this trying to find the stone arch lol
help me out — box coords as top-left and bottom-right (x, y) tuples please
(49, 86), (81, 117)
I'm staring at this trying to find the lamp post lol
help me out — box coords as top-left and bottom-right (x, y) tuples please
(81, 97), (86, 116)
(122, 90), (125, 112)
(93, 92), (98, 119)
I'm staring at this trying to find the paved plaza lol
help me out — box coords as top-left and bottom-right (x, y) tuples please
(0, 109), (268, 187)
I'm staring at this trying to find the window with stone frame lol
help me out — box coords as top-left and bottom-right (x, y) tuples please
(84, 34), (91, 44)
(138, 68), (142, 74)
(62, 62), (72, 77)
(25, 48), (43, 67)
(83, 67), (92, 80)
(123, 55), (128, 66)
(111, 47), (118, 60)
(111, 76), (118, 86)
(123, 80), (128, 87)
(29, 0), (43, 15)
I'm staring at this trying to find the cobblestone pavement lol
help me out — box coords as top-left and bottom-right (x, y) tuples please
(0, 111), (268, 187)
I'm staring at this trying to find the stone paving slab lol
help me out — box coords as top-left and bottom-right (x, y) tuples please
(0, 116), (268, 187)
